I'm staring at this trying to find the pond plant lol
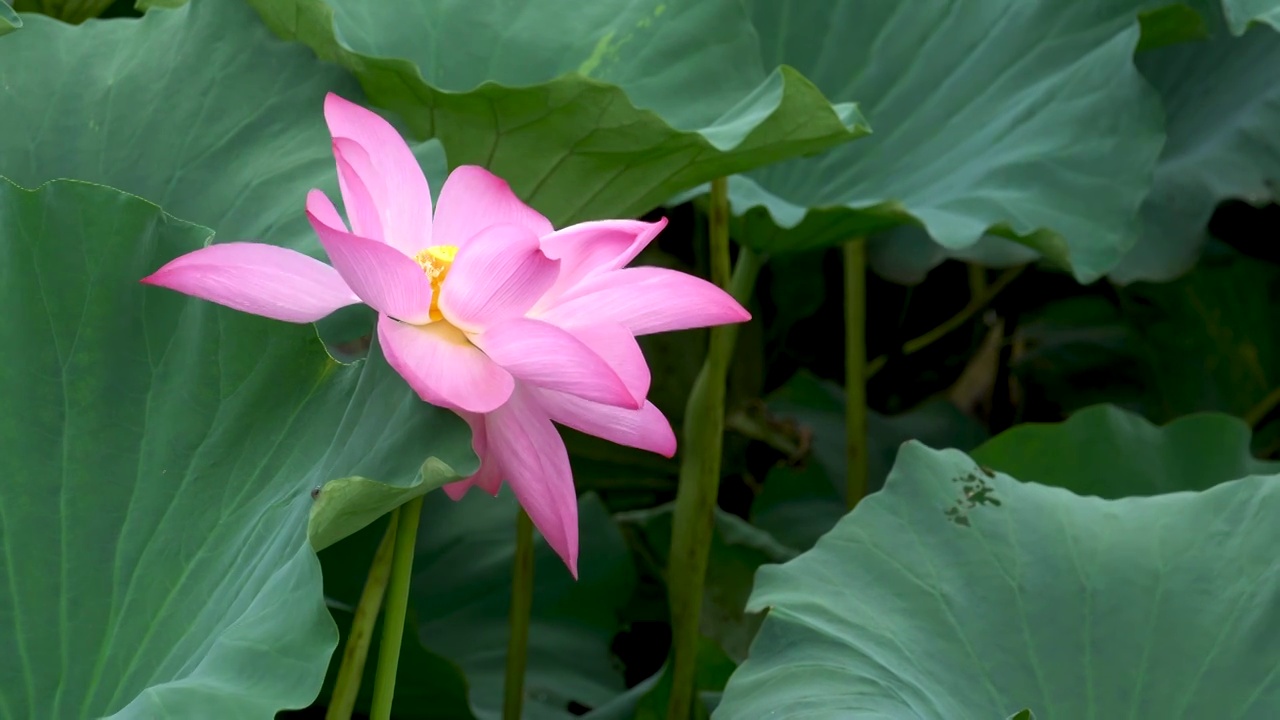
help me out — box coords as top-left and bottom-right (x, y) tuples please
(1, 1), (1278, 719)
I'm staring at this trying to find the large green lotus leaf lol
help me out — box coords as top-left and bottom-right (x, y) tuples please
(1138, 0), (1276, 40)
(1110, 20), (1280, 282)
(867, 225), (1038, 285)
(1015, 246), (1280, 424)
(0, 2), (441, 256)
(241, 0), (868, 225)
(572, 643), (733, 720)
(0, 2), (19, 34)
(1138, 3), (1212, 50)
(746, 371), (988, 551)
(974, 404), (1280, 498)
(617, 504), (796, 664)
(716, 442), (1280, 719)
(1222, 0), (1280, 31)
(1119, 248), (1280, 418)
(683, 0), (1165, 283)
(1009, 294), (1148, 413)
(308, 456), (468, 551)
(0, 0), (449, 351)
(0, 178), (475, 718)
(411, 490), (637, 719)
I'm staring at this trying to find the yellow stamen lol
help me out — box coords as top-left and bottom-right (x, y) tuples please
(413, 244), (458, 322)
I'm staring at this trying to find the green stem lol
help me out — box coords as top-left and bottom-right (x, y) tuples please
(967, 261), (988, 295)
(46, 0), (112, 24)
(502, 509), (535, 720)
(1245, 385), (1280, 428)
(666, 177), (764, 720)
(326, 514), (400, 720)
(62, 0), (86, 23)
(369, 495), (425, 720)
(864, 264), (1024, 379)
(74, 0), (116, 24)
(844, 239), (868, 510)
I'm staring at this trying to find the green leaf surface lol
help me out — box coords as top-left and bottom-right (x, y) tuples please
(578, 644), (731, 720)
(308, 454), (470, 552)
(1222, 0), (1280, 32)
(0, 2), (20, 34)
(242, 0), (868, 225)
(1123, 248), (1280, 419)
(1010, 295), (1149, 414)
(1016, 247), (1280, 423)
(1138, 4), (1211, 50)
(0, 0), (448, 352)
(867, 225), (1038, 285)
(747, 371), (988, 551)
(0, 178), (473, 718)
(762, 250), (830, 340)
(618, 504), (795, 664)
(579, 671), (663, 720)
(1111, 20), (1280, 282)
(693, 0), (1166, 282)
(717, 442), (1280, 719)
(973, 404), (1280, 497)
(0, 1), (439, 256)
(630, 641), (736, 720)
(412, 491), (637, 720)
(316, 605), (475, 719)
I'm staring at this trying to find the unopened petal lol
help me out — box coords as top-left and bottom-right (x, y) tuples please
(538, 267), (751, 336)
(306, 190), (350, 233)
(536, 218), (667, 307)
(377, 315), (514, 414)
(307, 191), (434, 324)
(432, 165), (552, 246)
(471, 318), (637, 409)
(141, 242), (359, 323)
(486, 389), (579, 577)
(331, 138), (384, 242)
(438, 224), (559, 332)
(532, 388), (676, 458)
(324, 93), (432, 254)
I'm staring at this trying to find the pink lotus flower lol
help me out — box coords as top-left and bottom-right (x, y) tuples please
(142, 93), (750, 576)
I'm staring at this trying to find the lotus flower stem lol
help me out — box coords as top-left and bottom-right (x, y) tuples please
(1246, 385), (1280, 427)
(666, 177), (763, 720)
(326, 513), (399, 720)
(369, 495), (425, 720)
(844, 238), (869, 509)
(502, 509), (536, 719)
(864, 264), (1023, 379)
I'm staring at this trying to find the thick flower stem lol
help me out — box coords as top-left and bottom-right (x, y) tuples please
(844, 239), (869, 510)
(369, 495), (425, 720)
(326, 513), (399, 720)
(502, 509), (536, 719)
(666, 178), (763, 720)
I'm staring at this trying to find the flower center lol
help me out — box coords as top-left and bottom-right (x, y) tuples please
(413, 244), (458, 322)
